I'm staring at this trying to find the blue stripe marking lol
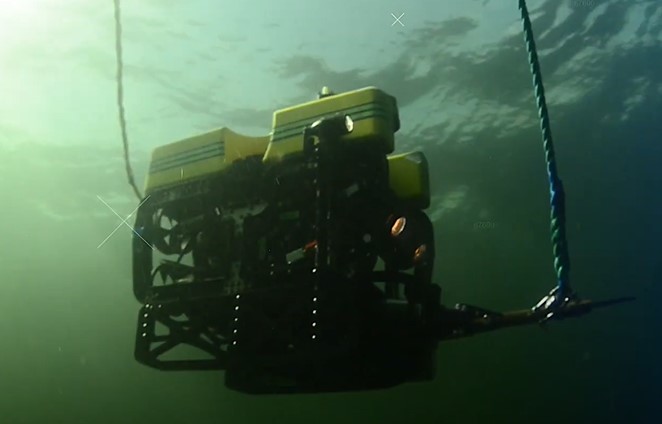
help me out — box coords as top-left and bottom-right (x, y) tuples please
(271, 103), (390, 143)
(150, 142), (225, 173)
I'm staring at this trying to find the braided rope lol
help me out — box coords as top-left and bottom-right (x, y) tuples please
(518, 0), (573, 307)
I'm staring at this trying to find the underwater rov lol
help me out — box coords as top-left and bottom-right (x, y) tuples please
(130, 85), (631, 394)
(114, 0), (634, 394)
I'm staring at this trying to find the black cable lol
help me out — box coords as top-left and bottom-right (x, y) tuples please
(113, 0), (143, 201)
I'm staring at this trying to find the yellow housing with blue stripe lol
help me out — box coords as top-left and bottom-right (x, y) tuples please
(263, 86), (399, 162)
(144, 87), (429, 209)
(145, 128), (269, 194)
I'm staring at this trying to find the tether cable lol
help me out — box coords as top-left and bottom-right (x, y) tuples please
(113, 0), (143, 201)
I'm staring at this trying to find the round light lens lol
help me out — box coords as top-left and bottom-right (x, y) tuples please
(344, 115), (354, 133)
(390, 216), (407, 237)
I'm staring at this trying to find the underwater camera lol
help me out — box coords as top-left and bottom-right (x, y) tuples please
(132, 87), (442, 394)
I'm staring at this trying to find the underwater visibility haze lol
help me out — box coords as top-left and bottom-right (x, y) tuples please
(0, 0), (660, 423)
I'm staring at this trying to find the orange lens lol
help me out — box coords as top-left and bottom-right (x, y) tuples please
(413, 244), (427, 262)
(391, 217), (406, 237)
